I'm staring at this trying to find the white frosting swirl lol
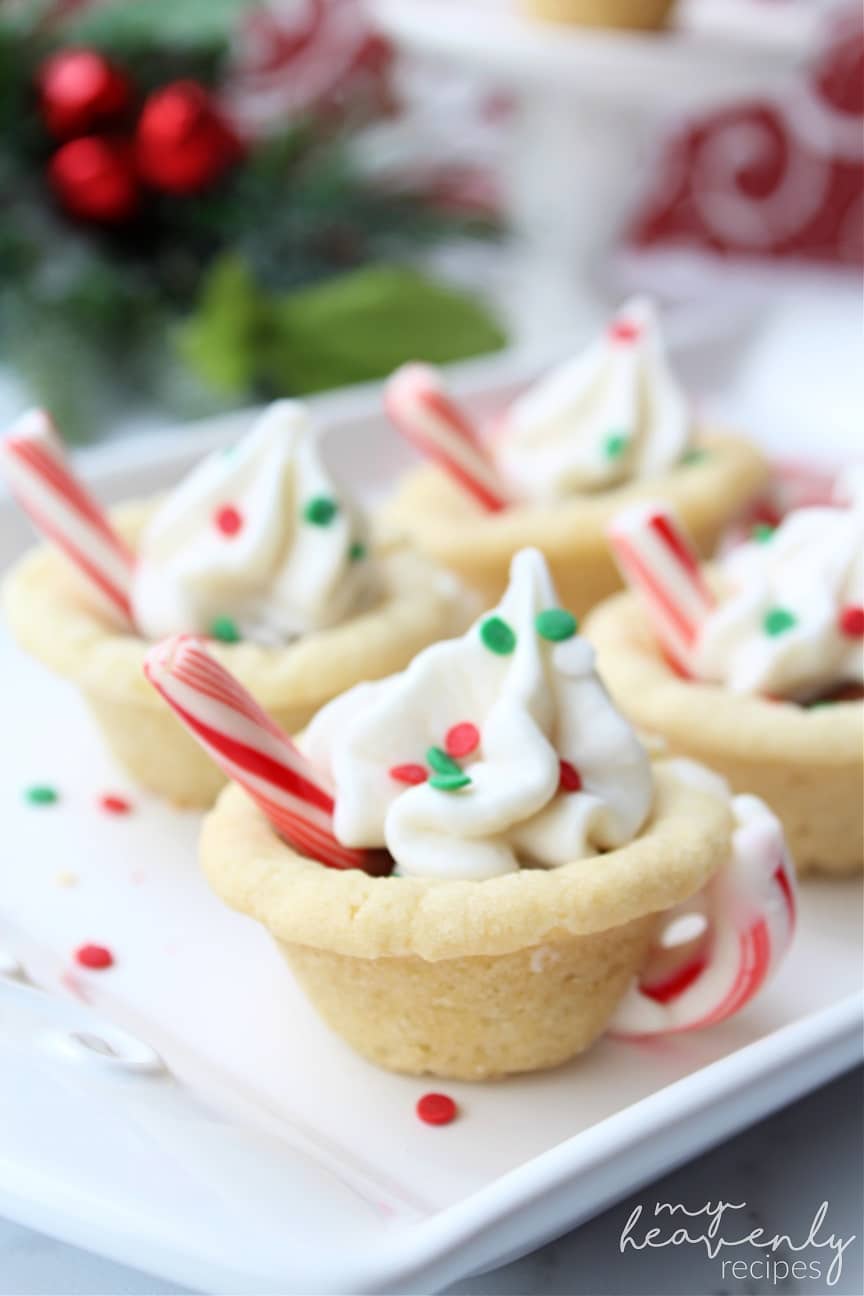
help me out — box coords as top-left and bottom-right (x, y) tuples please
(493, 298), (692, 499)
(302, 548), (653, 879)
(132, 401), (378, 643)
(693, 501), (864, 700)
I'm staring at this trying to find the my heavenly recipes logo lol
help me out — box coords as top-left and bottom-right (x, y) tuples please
(619, 1199), (856, 1287)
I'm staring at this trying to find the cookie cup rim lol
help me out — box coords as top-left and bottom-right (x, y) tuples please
(2, 498), (464, 714)
(200, 763), (733, 962)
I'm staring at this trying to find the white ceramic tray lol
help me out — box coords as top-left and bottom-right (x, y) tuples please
(1, 387), (862, 1296)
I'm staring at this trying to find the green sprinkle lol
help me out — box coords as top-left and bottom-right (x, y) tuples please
(210, 615), (241, 644)
(807, 699), (836, 710)
(480, 616), (516, 655)
(603, 431), (630, 460)
(25, 784), (58, 806)
(348, 540), (367, 562)
(751, 523), (775, 544)
(427, 746), (462, 777)
(303, 495), (339, 526)
(681, 448), (708, 466)
(535, 608), (578, 642)
(763, 607), (797, 637)
(430, 771), (472, 792)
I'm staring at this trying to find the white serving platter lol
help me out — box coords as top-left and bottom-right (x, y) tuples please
(0, 384), (861, 1296)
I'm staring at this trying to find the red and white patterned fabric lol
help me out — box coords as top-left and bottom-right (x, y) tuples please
(632, 6), (864, 266)
(223, 0), (395, 134)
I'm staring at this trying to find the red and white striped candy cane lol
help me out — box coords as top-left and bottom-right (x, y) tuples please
(384, 363), (509, 512)
(144, 636), (386, 874)
(608, 501), (715, 677)
(1, 409), (136, 630)
(610, 783), (796, 1039)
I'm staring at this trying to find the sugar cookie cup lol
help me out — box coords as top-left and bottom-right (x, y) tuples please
(3, 500), (470, 807)
(380, 432), (767, 619)
(201, 765), (736, 1079)
(521, 0), (675, 30)
(587, 590), (864, 877)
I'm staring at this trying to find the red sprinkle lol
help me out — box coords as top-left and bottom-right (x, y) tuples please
(214, 504), (243, 537)
(417, 1093), (458, 1126)
(75, 943), (114, 971)
(839, 605), (864, 638)
(444, 722), (480, 759)
(99, 793), (132, 815)
(558, 760), (582, 793)
(609, 320), (641, 344)
(389, 763), (428, 786)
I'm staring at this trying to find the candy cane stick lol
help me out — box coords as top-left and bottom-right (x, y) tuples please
(384, 363), (510, 512)
(1, 409), (136, 630)
(144, 636), (386, 874)
(609, 790), (796, 1039)
(608, 501), (715, 677)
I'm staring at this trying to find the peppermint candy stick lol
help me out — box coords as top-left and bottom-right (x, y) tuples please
(144, 636), (384, 873)
(384, 363), (509, 512)
(608, 501), (715, 676)
(1, 409), (136, 630)
(610, 791), (796, 1038)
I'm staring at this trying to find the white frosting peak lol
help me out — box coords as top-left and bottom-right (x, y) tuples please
(694, 499), (864, 700)
(302, 548), (653, 879)
(493, 298), (692, 499)
(132, 401), (378, 643)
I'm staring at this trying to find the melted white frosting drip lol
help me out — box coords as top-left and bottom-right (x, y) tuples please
(492, 298), (692, 500)
(302, 548), (653, 879)
(132, 401), (378, 643)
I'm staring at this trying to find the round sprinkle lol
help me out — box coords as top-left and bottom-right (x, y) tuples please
(763, 607), (797, 637)
(75, 944), (114, 971)
(25, 784), (59, 806)
(603, 432), (630, 460)
(99, 794), (132, 816)
(558, 760), (582, 793)
(751, 523), (775, 543)
(210, 615), (241, 644)
(681, 448), (707, 466)
(480, 616), (516, 655)
(417, 1093), (458, 1126)
(389, 763), (427, 786)
(348, 540), (367, 562)
(445, 723), (480, 759)
(609, 320), (641, 344)
(214, 504), (243, 537)
(303, 495), (338, 526)
(536, 608), (578, 642)
(839, 605), (864, 638)
(430, 771), (472, 792)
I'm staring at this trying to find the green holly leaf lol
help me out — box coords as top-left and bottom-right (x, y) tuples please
(176, 254), (272, 397)
(263, 265), (507, 395)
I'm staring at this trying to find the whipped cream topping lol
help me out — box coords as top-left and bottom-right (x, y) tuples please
(132, 401), (378, 644)
(492, 298), (693, 500)
(693, 499), (864, 700)
(302, 548), (653, 879)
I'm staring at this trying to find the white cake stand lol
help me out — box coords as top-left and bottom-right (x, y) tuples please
(370, 0), (822, 339)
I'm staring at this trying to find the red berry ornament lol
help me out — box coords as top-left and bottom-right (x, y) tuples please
(38, 48), (132, 139)
(135, 81), (240, 195)
(49, 136), (139, 223)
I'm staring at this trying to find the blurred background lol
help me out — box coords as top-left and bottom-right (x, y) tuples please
(0, 0), (861, 447)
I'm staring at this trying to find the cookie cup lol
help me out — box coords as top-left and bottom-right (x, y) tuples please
(587, 591), (864, 877)
(201, 765), (733, 1079)
(3, 499), (470, 808)
(380, 432), (766, 618)
(521, 0), (675, 30)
